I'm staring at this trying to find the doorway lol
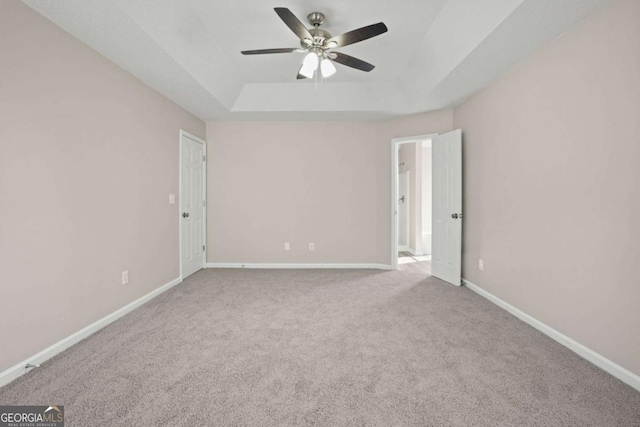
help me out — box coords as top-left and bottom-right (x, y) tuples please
(390, 131), (462, 286)
(180, 130), (207, 279)
(392, 136), (433, 272)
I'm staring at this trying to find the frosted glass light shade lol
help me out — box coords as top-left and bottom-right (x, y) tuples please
(320, 59), (336, 78)
(300, 52), (319, 78)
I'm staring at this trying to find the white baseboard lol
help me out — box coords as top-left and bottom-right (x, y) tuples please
(398, 247), (423, 256)
(0, 276), (183, 389)
(206, 263), (392, 270)
(462, 278), (640, 392)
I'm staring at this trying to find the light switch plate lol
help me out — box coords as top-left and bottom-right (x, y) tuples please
(284, 242), (290, 251)
(169, 194), (176, 204)
(122, 270), (129, 285)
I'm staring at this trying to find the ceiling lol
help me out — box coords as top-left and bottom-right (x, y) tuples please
(23, 0), (611, 121)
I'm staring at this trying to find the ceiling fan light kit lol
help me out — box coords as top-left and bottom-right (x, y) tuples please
(320, 58), (336, 78)
(241, 7), (388, 80)
(300, 51), (319, 78)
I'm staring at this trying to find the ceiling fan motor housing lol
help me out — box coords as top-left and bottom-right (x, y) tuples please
(300, 12), (334, 50)
(307, 12), (325, 27)
(303, 28), (331, 48)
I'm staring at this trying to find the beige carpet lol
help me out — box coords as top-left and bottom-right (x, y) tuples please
(1, 263), (639, 426)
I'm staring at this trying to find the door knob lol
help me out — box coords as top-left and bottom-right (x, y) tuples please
(452, 213), (463, 219)
(182, 212), (189, 218)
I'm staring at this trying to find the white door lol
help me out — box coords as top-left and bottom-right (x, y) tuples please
(180, 133), (205, 278)
(432, 129), (462, 286)
(398, 171), (410, 249)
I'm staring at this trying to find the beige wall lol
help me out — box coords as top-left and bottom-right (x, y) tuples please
(454, 0), (640, 376)
(206, 110), (453, 265)
(0, 1), (205, 373)
(206, 121), (380, 263)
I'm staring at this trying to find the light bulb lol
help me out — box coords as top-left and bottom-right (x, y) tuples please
(321, 59), (336, 78)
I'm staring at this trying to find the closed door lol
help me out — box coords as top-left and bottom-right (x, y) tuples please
(398, 171), (410, 248)
(432, 130), (462, 286)
(180, 133), (205, 278)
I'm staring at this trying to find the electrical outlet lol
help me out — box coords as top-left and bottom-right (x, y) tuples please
(122, 270), (129, 285)
(284, 242), (290, 251)
(478, 259), (484, 271)
(309, 243), (315, 251)
(169, 194), (176, 204)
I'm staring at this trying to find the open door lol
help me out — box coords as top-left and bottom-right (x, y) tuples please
(180, 131), (206, 279)
(432, 130), (462, 286)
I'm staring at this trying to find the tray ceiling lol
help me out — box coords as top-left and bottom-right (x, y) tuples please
(23, 0), (611, 120)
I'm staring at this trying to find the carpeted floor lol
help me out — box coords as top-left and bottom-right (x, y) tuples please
(1, 263), (639, 426)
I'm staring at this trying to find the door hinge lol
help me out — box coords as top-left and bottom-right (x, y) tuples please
(203, 155), (206, 161)
(203, 245), (206, 251)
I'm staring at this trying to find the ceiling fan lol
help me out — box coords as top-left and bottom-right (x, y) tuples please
(241, 8), (388, 80)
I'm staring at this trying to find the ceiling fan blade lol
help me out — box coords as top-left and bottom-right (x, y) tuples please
(241, 48), (298, 55)
(326, 22), (388, 48)
(274, 7), (313, 41)
(330, 52), (375, 72)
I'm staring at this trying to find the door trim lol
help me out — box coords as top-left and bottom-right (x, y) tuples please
(398, 170), (410, 250)
(390, 134), (438, 270)
(179, 130), (207, 279)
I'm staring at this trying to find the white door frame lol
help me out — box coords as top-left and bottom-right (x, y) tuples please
(397, 170), (410, 252)
(390, 134), (438, 270)
(179, 130), (207, 278)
